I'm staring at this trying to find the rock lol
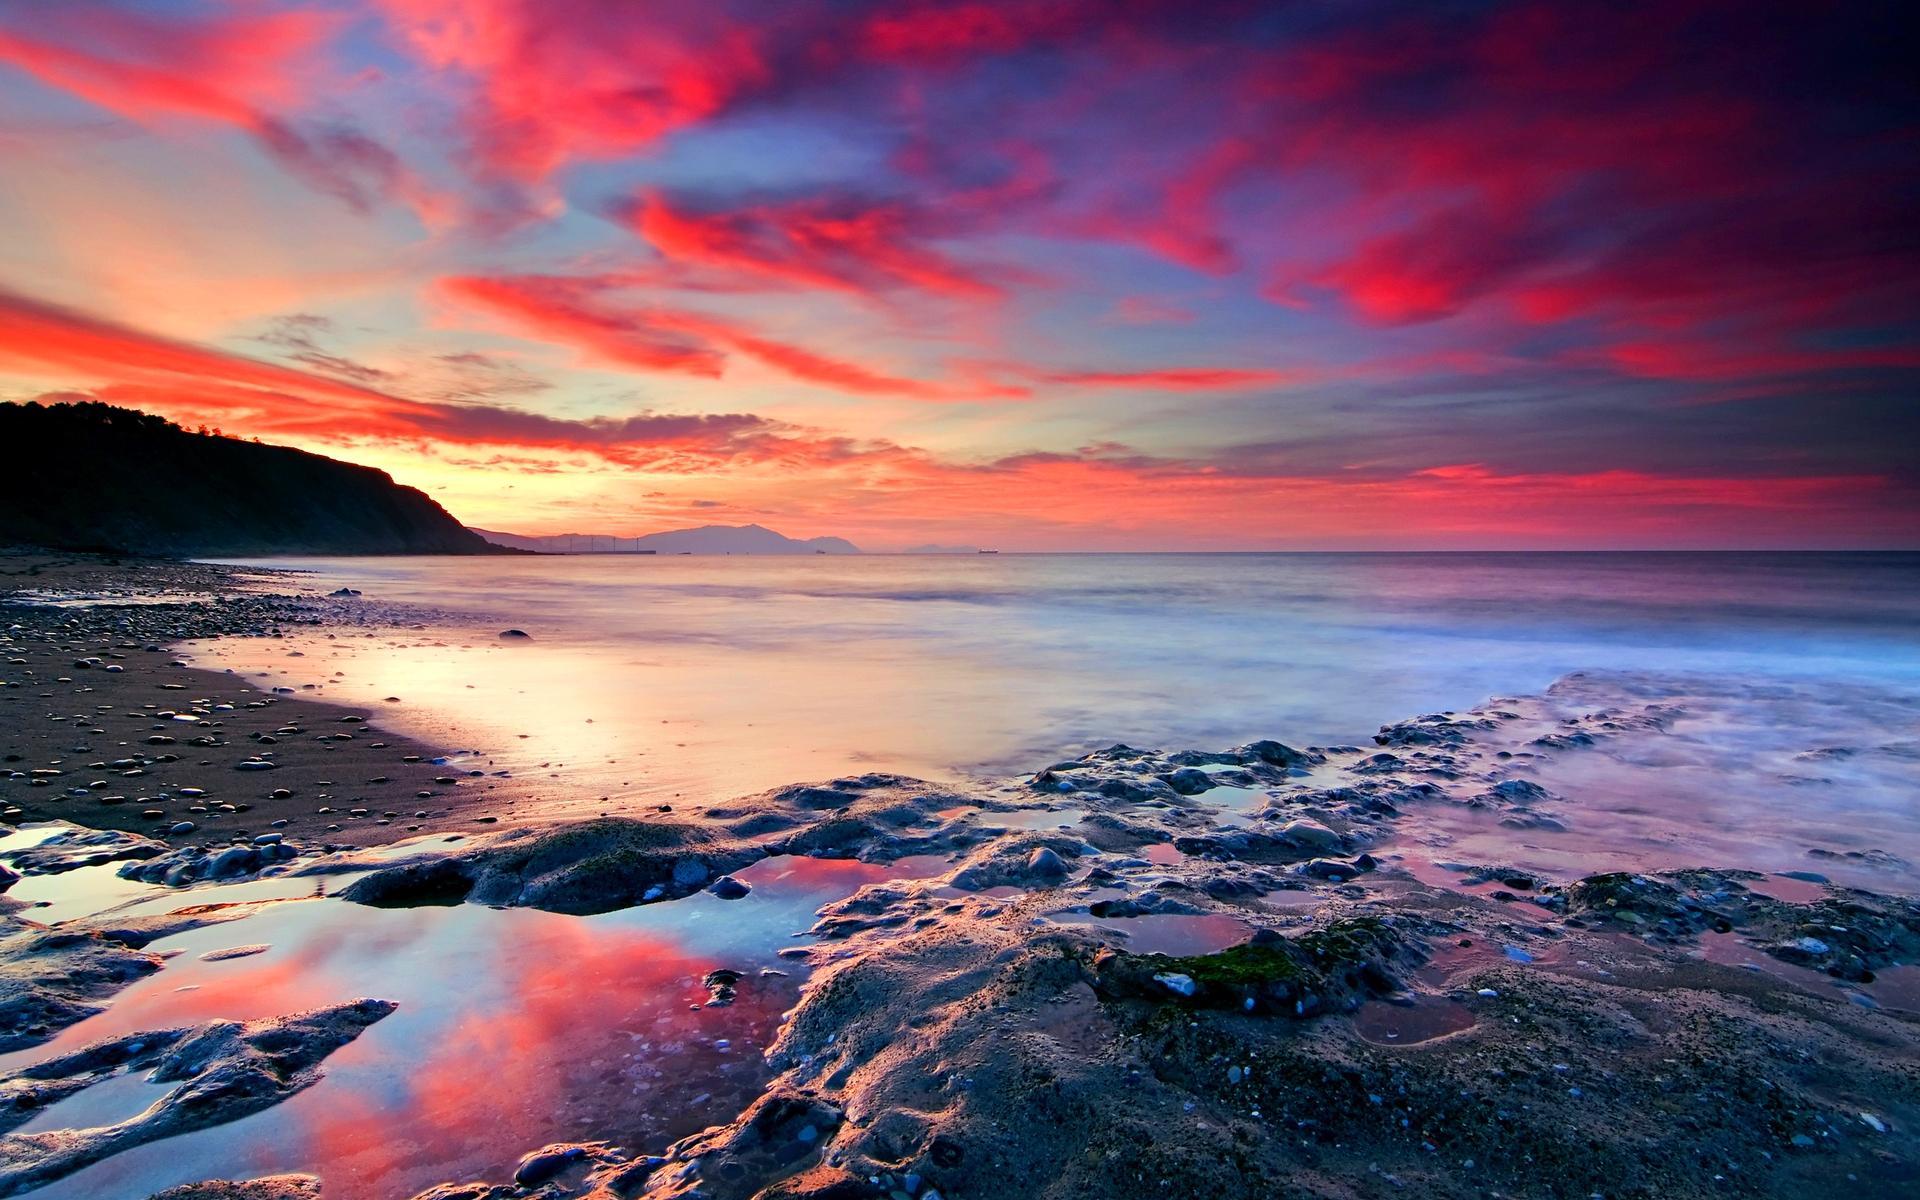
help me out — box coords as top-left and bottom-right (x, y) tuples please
(0, 998), (396, 1194)
(512, 1144), (587, 1187)
(170, 821), (196, 835)
(1027, 846), (1069, 879)
(703, 968), (744, 1007)
(205, 846), (260, 880)
(498, 629), (531, 640)
(235, 760), (278, 772)
(0, 926), (166, 1052)
(6, 829), (166, 874)
(1154, 972), (1199, 997)
(1240, 739), (1315, 767)
(1097, 917), (1409, 1017)
(340, 819), (759, 916)
(1162, 767), (1216, 795)
(1275, 818), (1342, 852)
(199, 945), (271, 962)
(145, 1173), (322, 1200)
(709, 875), (751, 899)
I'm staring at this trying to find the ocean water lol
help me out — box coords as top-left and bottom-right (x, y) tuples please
(190, 551), (1920, 883)
(200, 552), (1920, 758)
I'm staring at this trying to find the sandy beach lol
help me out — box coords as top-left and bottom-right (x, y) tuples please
(0, 555), (526, 851)
(3, 555), (1918, 1200)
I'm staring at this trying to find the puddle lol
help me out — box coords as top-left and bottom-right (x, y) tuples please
(0, 823), (69, 854)
(15, 1068), (174, 1135)
(1388, 856), (1509, 894)
(979, 806), (1089, 832)
(1052, 911), (1250, 956)
(5, 861), (169, 925)
(1352, 995), (1477, 1045)
(1142, 843), (1185, 865)
(1868, 964), (1920, 1013)
(4, 850), (956, 1199)
(1742, 873), (1831, 903)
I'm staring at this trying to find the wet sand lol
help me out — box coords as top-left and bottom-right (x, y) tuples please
(3, 553), (1919, 1200)
(0, 555), (531, 851)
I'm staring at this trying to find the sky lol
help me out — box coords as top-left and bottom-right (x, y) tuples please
(0, 0), (1916, 551)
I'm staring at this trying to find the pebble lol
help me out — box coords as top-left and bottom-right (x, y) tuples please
(169, 821), (196, 834)
(1153, 972), (1198, 997)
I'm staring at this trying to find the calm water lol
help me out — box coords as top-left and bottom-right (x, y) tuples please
(197, 551), (1920, 789)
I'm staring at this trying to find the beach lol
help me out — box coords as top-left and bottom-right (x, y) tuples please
(3, 553), (1918, 1199)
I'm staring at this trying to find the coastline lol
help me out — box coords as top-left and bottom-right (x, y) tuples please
(2, 553), (1917, 1200)
(0, 555), (524, 851)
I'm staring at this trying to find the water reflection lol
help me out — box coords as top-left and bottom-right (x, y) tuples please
(16, 852), (951, 1200)
(194, 552), (1920, 808)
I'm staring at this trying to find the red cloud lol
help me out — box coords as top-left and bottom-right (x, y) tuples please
(632, 191), (1006, 302)
(440, 274), (1016, 399)
(445, 274), (1290, 399)
(440, 277), (726, 377)
(0, 2), (435, 217)
(1027, 368), (1291, 391)
(375, 0), (769, 182)
(0, 286), (788, 465)
(0, 4), (333, 126)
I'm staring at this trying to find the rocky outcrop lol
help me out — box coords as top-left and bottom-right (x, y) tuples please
(0, 999), (396, 1195)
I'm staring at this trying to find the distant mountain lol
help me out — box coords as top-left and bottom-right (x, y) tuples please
(0, 400), (505, 556)
(473, 523), (861, 555)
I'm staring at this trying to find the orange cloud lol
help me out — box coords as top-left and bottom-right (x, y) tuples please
(0, 285), (788, 465)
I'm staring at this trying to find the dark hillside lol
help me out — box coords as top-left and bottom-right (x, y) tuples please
(0, 401), (505, 555)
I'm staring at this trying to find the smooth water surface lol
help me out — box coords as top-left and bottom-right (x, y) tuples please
(197, 552), (1920, 792)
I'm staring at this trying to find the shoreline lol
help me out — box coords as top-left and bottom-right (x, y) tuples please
(0, 555), (527, 852)
(2, 553), (1918, 1199)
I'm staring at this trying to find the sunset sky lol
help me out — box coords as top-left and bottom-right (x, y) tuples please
(1, 0), (1915, 549)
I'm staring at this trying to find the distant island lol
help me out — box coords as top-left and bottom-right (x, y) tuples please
(903, 543), (983, 554)
(0, 400), (503, 556)
(473, 523), (861, 555)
